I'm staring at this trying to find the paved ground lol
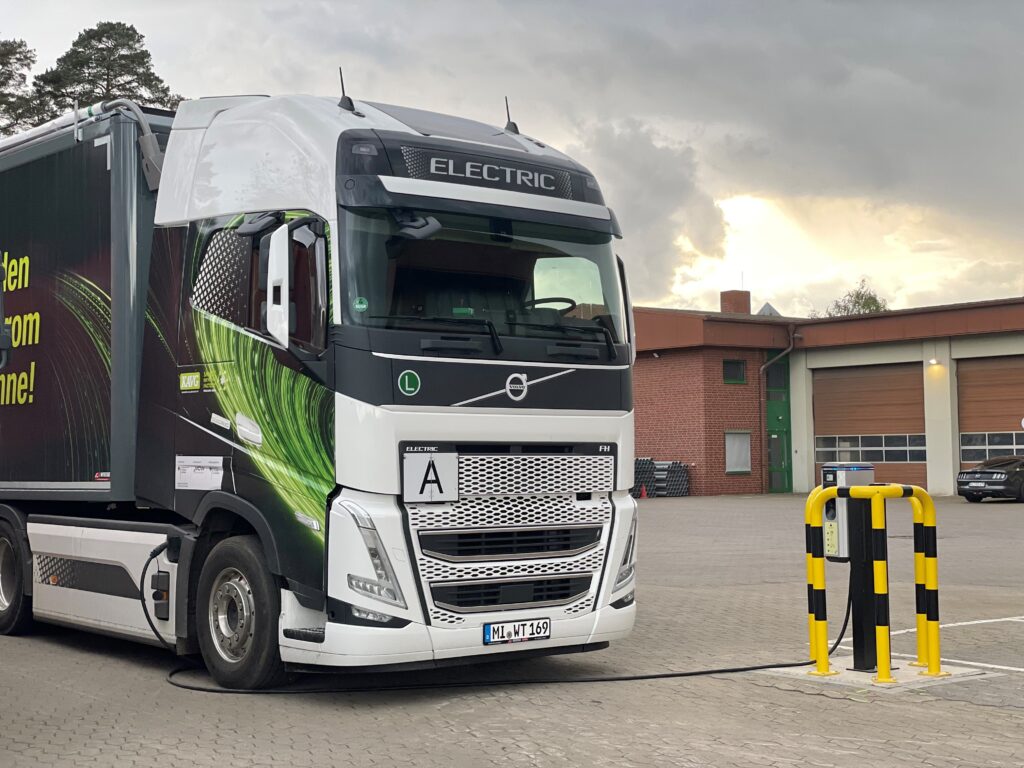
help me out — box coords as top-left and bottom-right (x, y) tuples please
(2, 494), (1023, 767)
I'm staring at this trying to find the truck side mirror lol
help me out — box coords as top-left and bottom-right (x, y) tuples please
(0, 262), (11, 370)
(265, 223), (291, 347)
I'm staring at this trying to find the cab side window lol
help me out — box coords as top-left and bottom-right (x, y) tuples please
(246, 221), (327, 352)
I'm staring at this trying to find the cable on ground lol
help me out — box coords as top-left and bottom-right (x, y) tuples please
(158, 570), (856, 695)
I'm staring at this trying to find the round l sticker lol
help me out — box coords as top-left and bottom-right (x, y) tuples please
(398, 370), (421, 396)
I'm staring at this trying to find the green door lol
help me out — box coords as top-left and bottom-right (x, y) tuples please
(765, 355), (792, 493)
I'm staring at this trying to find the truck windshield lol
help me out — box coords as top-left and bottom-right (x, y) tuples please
(339, 208), (626, 346)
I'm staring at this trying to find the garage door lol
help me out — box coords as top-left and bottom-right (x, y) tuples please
(812, 363), (926, 486)
(957, 356), (1024, 467)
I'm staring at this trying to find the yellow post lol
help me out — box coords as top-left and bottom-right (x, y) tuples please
(914, 489), (948, 677)
(804, 486), (824, 661)
(807, 486), (838, 676)
(909, 497), (928, 667)
(870, 493), (897, 684)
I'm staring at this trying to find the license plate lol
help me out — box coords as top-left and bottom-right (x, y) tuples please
(483, 618), (551, 645)
(969, 482), (986, 488)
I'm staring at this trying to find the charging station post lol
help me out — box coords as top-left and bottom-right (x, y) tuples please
(802, 483), (946, 683)
(821, 463), (875, 672)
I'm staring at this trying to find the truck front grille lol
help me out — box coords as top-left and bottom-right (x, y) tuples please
(405, 451), (616, 626)
(418, 525), (602, 562)
(458, 453), (615, 496)
(431, 575), (593, 613)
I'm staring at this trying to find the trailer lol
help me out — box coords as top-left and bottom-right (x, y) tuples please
(0, 93), (637, 688)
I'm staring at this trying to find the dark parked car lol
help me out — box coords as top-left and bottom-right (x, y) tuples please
(957, 456), (1024, 502)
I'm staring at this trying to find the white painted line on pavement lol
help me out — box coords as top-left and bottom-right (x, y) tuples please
(887, 616), (1024, 637)
(833, 615), (1024, 673)
(888, 652), (1024, 674)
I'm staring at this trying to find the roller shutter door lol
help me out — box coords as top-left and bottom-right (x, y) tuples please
(957, 356), (1024, 466)
(812, 363), (926, 486)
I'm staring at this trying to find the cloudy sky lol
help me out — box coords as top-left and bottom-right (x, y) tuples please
(8, 1), (1024, 314)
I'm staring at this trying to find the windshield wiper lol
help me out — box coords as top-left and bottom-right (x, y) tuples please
(369, 315), (503, 354)
(507, 321), (617, 361)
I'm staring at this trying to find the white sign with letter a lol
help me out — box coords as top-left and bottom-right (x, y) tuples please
(402, 452), (459, 502)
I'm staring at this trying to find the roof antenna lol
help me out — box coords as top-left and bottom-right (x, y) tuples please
(338, 67), (356, 112)
(504, 96), (519, 134)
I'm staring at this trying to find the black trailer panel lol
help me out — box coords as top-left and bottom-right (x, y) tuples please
(0, 116), (157, 500)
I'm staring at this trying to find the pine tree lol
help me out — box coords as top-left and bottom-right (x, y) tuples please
(31, 22), (181, 122)
(0, 39), (37, 134)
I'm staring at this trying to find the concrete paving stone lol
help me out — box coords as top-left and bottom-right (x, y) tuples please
(1, 495), (1023, 767)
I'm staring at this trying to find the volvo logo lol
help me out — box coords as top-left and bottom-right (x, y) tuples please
(505, 373), (529, 402)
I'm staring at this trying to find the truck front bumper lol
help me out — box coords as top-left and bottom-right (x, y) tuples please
(279, 599), (636, 668)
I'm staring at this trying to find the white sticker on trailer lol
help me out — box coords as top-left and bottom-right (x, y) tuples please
(175, 456), (225, 490)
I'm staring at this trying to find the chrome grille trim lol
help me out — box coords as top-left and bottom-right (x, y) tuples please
(418, 524), (603, 562)
(430, 573), (593, 614)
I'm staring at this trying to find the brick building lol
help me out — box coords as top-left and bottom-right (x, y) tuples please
(633, 291), (1024, 496)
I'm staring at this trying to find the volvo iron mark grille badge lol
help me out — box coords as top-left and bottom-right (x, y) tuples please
(450, 368), (576, 407)
(505, 373), (529, 402)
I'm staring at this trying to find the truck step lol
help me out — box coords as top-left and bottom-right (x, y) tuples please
(282, 627), (326, 643)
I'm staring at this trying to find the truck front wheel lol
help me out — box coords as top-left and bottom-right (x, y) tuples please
(0, 520), (33, 635)
(196, 535), (287, 689)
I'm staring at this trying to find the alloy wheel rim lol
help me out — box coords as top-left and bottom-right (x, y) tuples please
(208, 567), (255, 663)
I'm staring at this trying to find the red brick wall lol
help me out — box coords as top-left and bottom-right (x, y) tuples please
(633, 349), (705, 481)
(634, 347), (766, 495)
(700, 349), (765, 494)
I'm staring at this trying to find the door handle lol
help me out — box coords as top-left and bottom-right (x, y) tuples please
(235, 413), (263, 447)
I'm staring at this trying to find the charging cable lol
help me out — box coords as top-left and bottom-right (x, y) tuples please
(155, 564), (857, 695)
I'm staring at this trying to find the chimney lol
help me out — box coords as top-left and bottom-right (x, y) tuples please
(720, 290), (751, 314)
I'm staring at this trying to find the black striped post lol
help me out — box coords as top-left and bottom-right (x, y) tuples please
(807, 486), (837, 676)
(804, 487), (822, 662)
(917, 489), (948, 677)
(910, 497), (928, 667)
(869, 492), (896, 684)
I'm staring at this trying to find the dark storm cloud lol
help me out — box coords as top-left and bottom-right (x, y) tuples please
(260, 0), (1023, 299)
(12, 1), (1020, 303)
(567, 121), (725, 294)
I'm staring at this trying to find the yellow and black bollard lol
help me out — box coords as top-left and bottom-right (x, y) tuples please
(868, 493), (896, 684)
(915, 489), (949, 677)
(910, 497), (928, 667)
(802, 483), (944, 684)
(804, 485), (823, 663)
(805, 485), (837, 676)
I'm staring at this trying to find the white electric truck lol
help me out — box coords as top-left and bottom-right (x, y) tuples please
(0, 93), (637, 688)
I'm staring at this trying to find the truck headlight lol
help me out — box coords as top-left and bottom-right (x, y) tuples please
(343, 503), (407, 609)
(614, 515), (638, 590)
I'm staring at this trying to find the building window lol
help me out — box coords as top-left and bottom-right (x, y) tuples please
(814, 434), (927, 464)
(725, 431), (752, 474)
(723, 359), (746, 384)
(960, 432), (1024, 463)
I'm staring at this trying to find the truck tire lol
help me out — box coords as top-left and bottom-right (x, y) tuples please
(196, 535), (287, 689)
(0, 520), (33, 635)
